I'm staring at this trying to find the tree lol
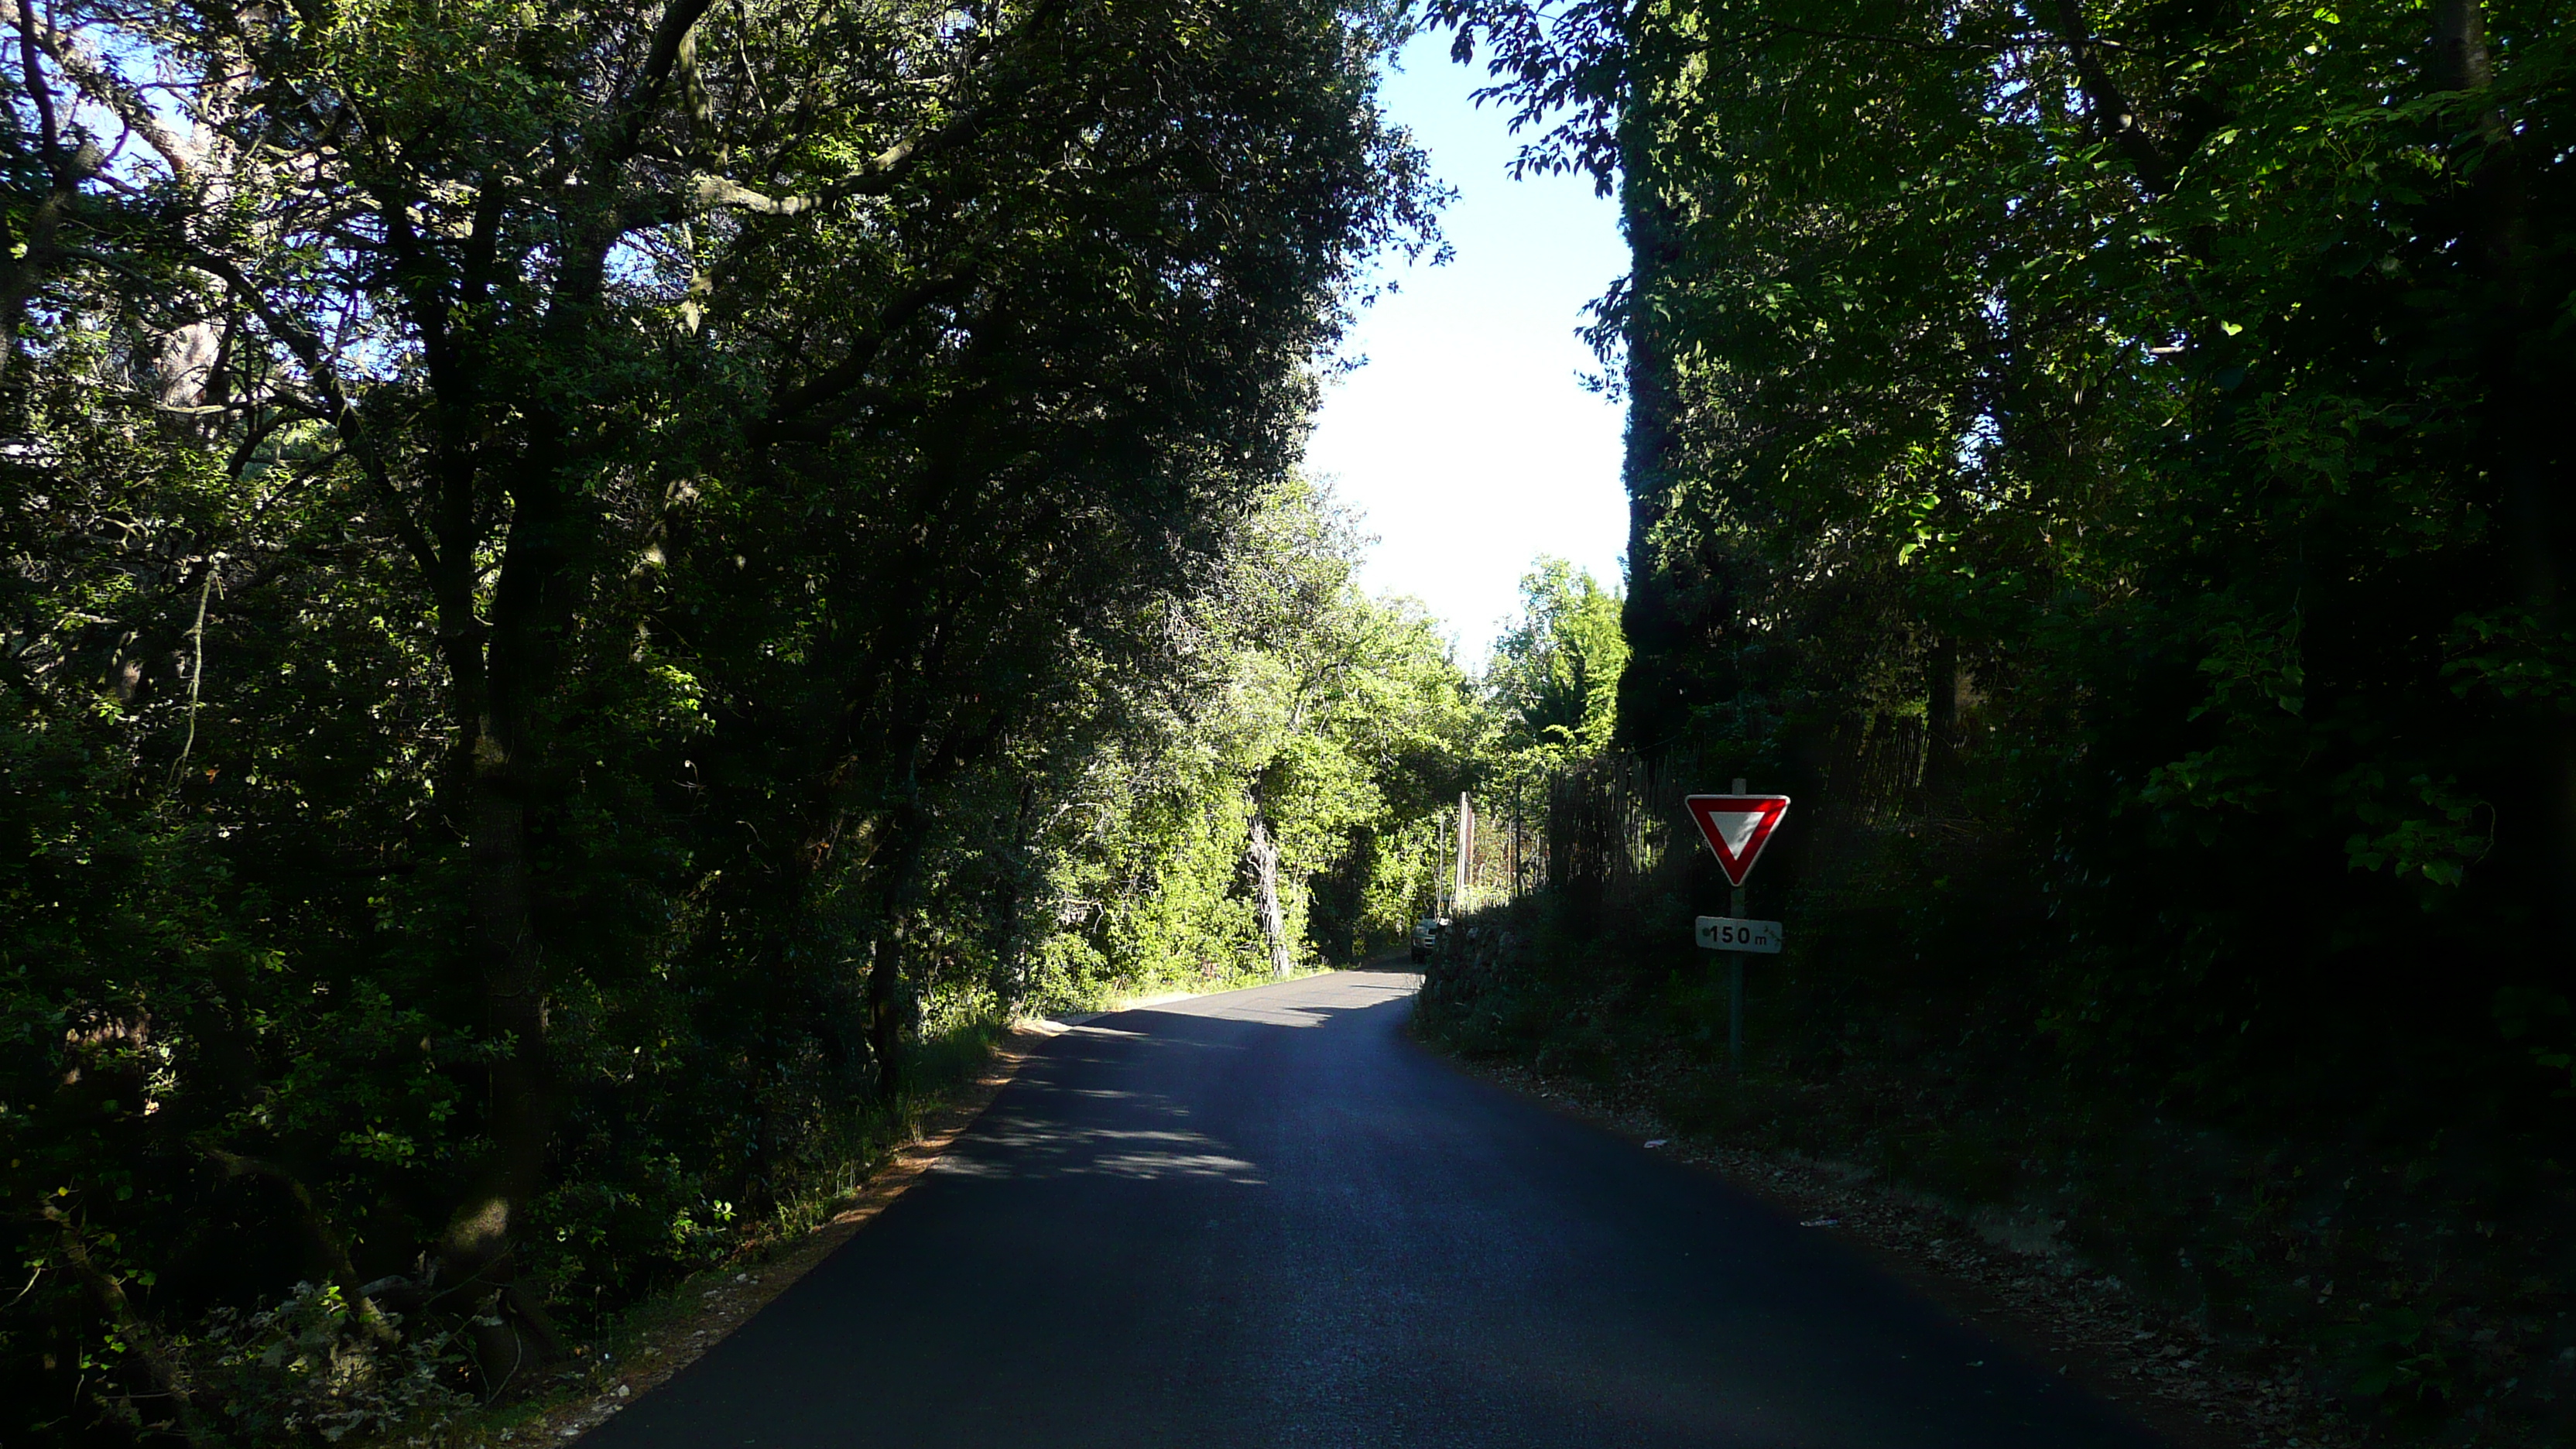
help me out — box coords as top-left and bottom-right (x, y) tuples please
(1045, 481), (1488, 986)
(1488, 557), (1625, 757)
(1424, 0), (2576, 1427)
(1433, 0), (2576, 1038)
(1, 0), (1437, 1427)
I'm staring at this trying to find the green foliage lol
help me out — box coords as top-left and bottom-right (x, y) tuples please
(1431, 0), (2576, 1434)
(193, 1286), (470, 1444)
(1486, 558), (1626, 758)
(1044, 482), (1487, 987)
(0, 0), (1453, 1436)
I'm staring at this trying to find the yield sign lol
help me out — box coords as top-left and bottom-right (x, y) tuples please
(1684, 794), (1791, 888)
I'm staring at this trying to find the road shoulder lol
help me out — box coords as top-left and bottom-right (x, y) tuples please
(1426, 1050), (2358, 1449)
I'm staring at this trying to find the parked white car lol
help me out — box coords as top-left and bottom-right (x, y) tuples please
(1409, 917), (1447, 964)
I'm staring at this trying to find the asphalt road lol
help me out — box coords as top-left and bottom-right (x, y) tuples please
(587, 970), (2162, 1448)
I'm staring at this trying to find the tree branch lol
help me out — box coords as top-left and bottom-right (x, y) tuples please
(12, 0), (60, 161)
(750, 272), (976, 444)
(43, 1205), (216, 1446)
(193, 254), (445, 577)
(0, 0), (197, 187)
(786, 0), (1079, 207)
(203, 1148), (400, 1344)
(1752, 19), (2104, 55)
(610, 0), (724, 166)
(690, 173), (816, 214)
(2039, 0), (2172, 196)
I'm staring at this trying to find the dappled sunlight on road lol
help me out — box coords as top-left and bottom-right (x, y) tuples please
(933, 1118), (1266, 1184)
(1133, 970), (1420, 1030)
(918, 974), (1419, 1184)
(933, 1060), (1266, 1184)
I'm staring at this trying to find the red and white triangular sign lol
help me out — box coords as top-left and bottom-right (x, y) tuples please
(1684, 794), (1790, 888)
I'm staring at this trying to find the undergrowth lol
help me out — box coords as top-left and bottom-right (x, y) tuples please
(272, 1012), (1024, 1448)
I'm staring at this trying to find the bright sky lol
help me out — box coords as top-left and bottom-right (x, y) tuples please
(1305, 28), (1632, 660)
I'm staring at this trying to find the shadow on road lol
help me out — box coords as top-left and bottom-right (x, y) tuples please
(584, 970), (2164, 1449)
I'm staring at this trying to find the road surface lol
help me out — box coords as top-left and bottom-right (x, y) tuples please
(587, 970), (2160, 1447)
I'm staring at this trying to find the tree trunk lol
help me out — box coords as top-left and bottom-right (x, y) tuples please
(1610, 53), (1690, 753)
(868, 790), (930, 1105)
(432, 721), (567, 1388)
(868, 927), (909, 1105)
(1246, 812), (1293, 978)
(1923, 638), (1962, 803)
(432, 405), (586, 1382)
(2429, 0), (2576, 933)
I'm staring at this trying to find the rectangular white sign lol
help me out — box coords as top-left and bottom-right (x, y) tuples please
(1695, 916), (1783, 954)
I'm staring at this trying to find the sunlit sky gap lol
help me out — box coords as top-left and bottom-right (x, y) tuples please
(1304, 28), (1632, 661)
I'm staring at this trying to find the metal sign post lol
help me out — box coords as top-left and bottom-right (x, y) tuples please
(1684, 776), (1791, 1071)
(1727, 778), (1747, 1069)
